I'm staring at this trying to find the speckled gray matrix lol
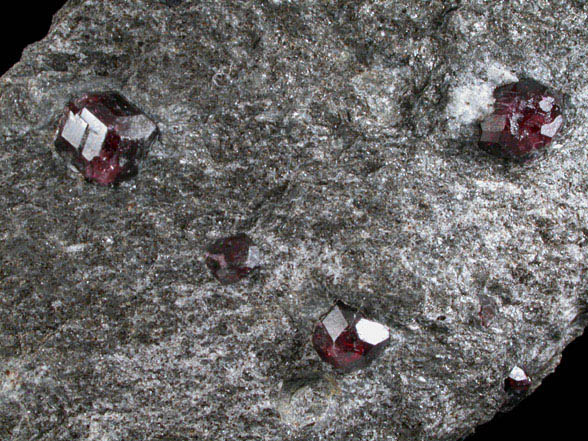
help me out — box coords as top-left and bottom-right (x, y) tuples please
(1, 1), (587, 440)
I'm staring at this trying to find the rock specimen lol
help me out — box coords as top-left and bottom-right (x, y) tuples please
(1, 1), (587, 441)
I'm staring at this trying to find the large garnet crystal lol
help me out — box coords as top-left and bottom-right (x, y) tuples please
(479, 79), (564, 160)
(312, 301), (390, 372)
(55, 92), (158, 185)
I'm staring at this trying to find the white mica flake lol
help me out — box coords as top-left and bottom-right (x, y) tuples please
(322, 306), (348, 341)
(355, 318), (390, 345)
(508, 366), (528, 381)
(540, 115), (563, 137)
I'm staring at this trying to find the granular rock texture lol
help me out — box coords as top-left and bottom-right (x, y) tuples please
(1, 1), (587, 440)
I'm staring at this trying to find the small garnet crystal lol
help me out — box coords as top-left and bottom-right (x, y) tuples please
(205, 234), (261, 284)
(478, 295), (497, 327)
(504, 366), (532, 392)
(312, 301), (390, 372)
(479, 79), (564, 160)
(55, 92), (158, 185)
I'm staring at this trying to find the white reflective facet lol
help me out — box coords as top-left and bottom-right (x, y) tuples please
(539, 96), (554, 112)
(540, 115), (563, 137)
(245, 246), (262, 268)
(509, 113), (522, 136)
(355, 319), (389, 346)
(322, 306), (348, 341)
(508, 366), (528, 381)
(61, 112), (88, 148)
(116, 114), (157, 140)
(80, 108), (108, 161)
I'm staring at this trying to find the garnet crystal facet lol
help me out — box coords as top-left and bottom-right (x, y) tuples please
(479, 79), (564, 160)
(205, 234), (261, 284)
(312, 301), (390, 372)
(55, 92), (158, 185)
(504, 366), (532, 392)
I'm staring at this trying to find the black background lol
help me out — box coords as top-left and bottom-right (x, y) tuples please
(1, 2), (585, 440)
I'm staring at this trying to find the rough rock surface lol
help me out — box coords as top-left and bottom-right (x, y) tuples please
(1, 1), (587, 440)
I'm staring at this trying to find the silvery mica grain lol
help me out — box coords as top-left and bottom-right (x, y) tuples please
(1, 0), (587, 440)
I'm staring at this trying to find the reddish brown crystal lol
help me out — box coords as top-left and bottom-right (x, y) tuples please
(479, 79), (563, 160)
(55, 92), (158, 185)
(205, 234), (261, 284)
(504, 366), (532, 392)
(312, 302), (390, 372)
(478, 295), (497, 327)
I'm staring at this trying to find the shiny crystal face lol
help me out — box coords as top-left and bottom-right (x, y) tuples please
(55, 92), (158, 185)
(479, 79), (563, 160)
(205, 234), (260, 284)
(312, 302), (390, 372)
(505, 366), (532, 392)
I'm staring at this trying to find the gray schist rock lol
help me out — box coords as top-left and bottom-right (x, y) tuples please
(1, 1), (587, 440)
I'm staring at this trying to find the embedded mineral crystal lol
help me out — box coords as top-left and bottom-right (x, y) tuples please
(55, 92), (158, 185)
(312, 301), (390, 372)
(205, 233), (261, 284)
(504, 366), (532, 392)
(479, 79), (564, 160)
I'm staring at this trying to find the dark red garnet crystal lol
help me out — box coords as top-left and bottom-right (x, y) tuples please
(312, 301), (390, 372)
(504, 366), (532, 392)
(55, 92), (158, 185)
(205, 234), (261, 284)
(478, 295), (497, 327)
(479, 79), (564, 160)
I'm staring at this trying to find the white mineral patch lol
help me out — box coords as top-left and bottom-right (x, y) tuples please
(539, 96), (555, 112)
(508, 366), (528, 381)
(540, 115), (563, 137)
(446, 64), (517, 131)
(486, 63), (518, 85)
(446, 82), (494, 125)
(355, 319), (390, 346)
(322, 306), (348, 341)
(64, 243), (88, 253)
(509, 112), (522, 136)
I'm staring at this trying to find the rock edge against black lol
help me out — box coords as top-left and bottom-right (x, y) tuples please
(1, 1), (587, 441)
